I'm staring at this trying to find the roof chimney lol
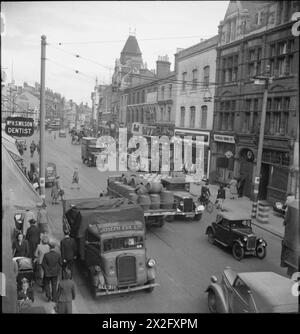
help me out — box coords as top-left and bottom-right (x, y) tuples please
(156, 55), (171, 78)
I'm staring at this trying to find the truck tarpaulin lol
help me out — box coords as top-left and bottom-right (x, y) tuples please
(63, 197), (145, 259)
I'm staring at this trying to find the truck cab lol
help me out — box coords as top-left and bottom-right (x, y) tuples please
(63, 197), (157, 297)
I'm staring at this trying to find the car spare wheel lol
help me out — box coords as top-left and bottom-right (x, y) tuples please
(207, 228), (215, 244)
(207, 290), (218, 313)
(256, 245), (267, 259)
(232, 243), (245, 261)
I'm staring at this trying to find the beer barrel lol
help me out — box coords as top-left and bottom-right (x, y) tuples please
(146, 181), (163, 194)
(150, 194), (160, 210)
(136, 184), (148, 195)
(160, 191), (174, 210)
(138, 194), (151, 210)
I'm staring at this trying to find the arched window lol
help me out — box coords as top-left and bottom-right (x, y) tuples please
(201, 105), (208, 129)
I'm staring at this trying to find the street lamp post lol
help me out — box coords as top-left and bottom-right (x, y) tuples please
(251, 67), (272, 216)
(39, 35), (46, 200)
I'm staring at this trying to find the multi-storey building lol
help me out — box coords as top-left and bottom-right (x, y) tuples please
(210, 0), (299, 202)
(174, 36), (218, 176)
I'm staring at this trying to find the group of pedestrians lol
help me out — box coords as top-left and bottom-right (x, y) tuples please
(12, 207), (77, 313)
(40, 231), (77, 313)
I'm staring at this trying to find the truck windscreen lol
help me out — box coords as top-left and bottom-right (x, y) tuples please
(103, 236), (144, 253)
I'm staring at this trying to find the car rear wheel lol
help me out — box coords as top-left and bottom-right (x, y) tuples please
(232, 243), (245, 261)
(207, 228), (215, 244)
(256, 245), (267, 259)
(207, 290), (218, 313)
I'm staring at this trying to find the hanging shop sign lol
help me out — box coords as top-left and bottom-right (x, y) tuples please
(243, 149), (255, 162)
(214, 134), (235, 143)
(225, 150), (234, 159)
(5, 116), (34, 137)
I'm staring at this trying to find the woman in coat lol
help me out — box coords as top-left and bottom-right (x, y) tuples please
(229, 178), (238, 199)
(13, 233), (30, 258)
(51, 179), (60, 204)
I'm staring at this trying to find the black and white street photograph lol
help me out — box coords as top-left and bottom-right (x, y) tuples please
(1, 1), (299, 317)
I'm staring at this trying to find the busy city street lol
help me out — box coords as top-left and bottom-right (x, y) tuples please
(19, 130), (287, 313)
(2, 1), (299, 316)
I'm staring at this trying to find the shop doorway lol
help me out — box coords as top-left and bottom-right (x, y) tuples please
(258, 163), (270, 200)
(239, 159), (253, 198)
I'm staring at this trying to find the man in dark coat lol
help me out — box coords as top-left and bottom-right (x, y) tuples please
(42, 243), (61, 302)
(60, 231), (77, 278)
(56, 269), (76, 314)
(25, 219), (40, 261)
(238, 175), (246, 198)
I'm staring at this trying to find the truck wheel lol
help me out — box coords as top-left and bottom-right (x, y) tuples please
(157, 217), (165, 228)
(256, 245), (267, 259)
(146, 279), (155, 293)
(207, 228), (215, 244)
(207, 290), (218, 313)
(232, 243), (244, 261)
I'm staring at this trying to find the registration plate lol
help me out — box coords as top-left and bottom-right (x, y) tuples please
(185, 213), (194, 218)
(98, 284), (116, 290)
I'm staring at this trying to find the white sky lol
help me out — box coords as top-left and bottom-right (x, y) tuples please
(2, 1), (229, 105)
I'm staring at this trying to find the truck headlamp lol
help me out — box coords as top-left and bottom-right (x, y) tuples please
(197, 205), (205, 212)
(179, 201), (184, 207)
(147, 259), (156, 267)
(243, 237), (247, 242)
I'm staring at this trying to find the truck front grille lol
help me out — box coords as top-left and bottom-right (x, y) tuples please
(183, 198), (193, 212)
(117, 255), (136, 286)
(247, 236), (256, 250)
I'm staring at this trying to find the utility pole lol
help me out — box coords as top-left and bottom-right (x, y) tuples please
(252, 66), (272, 213)
(39, 35), (46, 200)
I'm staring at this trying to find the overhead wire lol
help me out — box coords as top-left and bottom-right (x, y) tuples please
(52, 35), (212, 46)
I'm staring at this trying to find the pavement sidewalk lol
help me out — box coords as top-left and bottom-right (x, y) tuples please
(192, 183), (284, 238)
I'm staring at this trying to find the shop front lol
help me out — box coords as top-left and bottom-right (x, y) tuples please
(210, 133), (236, 185)
(259, 148), (290, 203)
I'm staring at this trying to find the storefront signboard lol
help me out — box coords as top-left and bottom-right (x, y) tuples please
(214, 134), (235, 143)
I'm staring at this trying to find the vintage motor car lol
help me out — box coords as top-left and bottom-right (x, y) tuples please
(63, 197), (158, 297)
(205, 212), (267, 260)
(59, 129), (67, 138)
(160, 177), (203, 221)
(205, 267), (298, 313)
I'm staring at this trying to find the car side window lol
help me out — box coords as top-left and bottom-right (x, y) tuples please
(233, 278), (251, 304)
(220, 219), (230, 229)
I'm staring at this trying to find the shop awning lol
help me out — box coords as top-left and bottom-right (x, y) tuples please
(1, 131), (22, 160)
(2, 143), (42, 209)
(2, 144), (43, 313)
